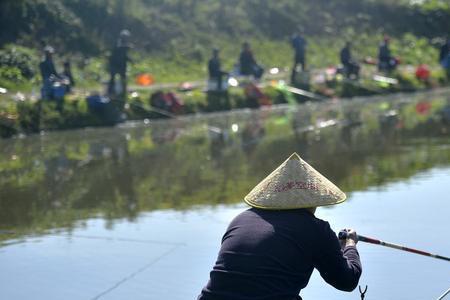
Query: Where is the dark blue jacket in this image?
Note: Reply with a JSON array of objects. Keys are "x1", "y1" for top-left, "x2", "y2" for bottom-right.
[
  {"x1": 39, "y1": 58, "x2": 58, "y2": 81},
  {"x1": 378, "y1": 43, "x2": 391, "y2": 63},
  {"x1": 239, "y1": 50, "x2": 257, "y2": 76},
  {"x1": 341, "y1": 47, "x2": 351, "y2": 66},
  {"x1": 292, "y1": 35, "x2": 307, "y2": 54},
  {"x1": 208, "y1": 57, "x2": 222, "y2": 79},
  {"x1": 198, "y1": 208, "x2": 362, "y2": 300}
]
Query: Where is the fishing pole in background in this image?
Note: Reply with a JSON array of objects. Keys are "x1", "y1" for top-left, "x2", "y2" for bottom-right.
[{"x1": 338, "y1": 231, "x2": 450, "y2": 262}]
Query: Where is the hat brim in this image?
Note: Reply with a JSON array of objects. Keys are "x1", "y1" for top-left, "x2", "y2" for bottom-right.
[{"x1": 243, "y1": 153, "x2": 347, "y2": 210}]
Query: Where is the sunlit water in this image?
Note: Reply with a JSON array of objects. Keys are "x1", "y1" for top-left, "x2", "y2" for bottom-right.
[{"x1": 1, "y1": 89, "x2": 450, "y2": 299}]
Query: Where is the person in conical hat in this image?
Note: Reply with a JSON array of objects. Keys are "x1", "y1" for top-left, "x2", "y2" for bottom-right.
[{"x1": 198, "y1": 153, "x2": 362, "y2": 300}]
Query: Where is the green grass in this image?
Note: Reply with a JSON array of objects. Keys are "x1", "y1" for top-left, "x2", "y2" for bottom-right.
[
  {"x1": 1, "y1": 32, "x2": 449, "y2": 138},
  {"x1": 0, "y1": 33, "x2": 445, "y2": 92}
]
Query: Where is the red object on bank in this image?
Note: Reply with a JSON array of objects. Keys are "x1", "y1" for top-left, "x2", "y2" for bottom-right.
[
  {"x1": 244, "y1": 83, "x2": 272, "y2": 106},
  {"x1": 415, "y1": 102, "x2": 431, "y2": 115},
  {"x1": 415, "y1": 64, "x2": 430, "y2": 81}
]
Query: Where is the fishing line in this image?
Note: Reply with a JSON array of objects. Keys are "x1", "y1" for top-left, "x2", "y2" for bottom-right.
[
  {"x1": 1, "y1": 231, "x2": 186, "y2": 247},
  {"x1": 90, "y1": 245, "x2": 182, "y2": 300},
  {"x1": 63, "y1": 234, "x2": 186, "y2": 247}
]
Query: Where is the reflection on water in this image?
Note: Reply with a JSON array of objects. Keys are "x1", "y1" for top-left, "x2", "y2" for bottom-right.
[
  {"x1": 0, "y1": 166, "x2": 449, "y2": 300},
  {"x1": 1, "y1": 89, "x2": 450, "y2": 241},
  {"x1": 1, "y1": 90, "x2": 450, "y2": 300}
]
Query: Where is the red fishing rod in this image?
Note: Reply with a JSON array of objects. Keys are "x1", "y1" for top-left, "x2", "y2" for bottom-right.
[{"x1": 339, "y1": 231, "x2": 450, "y2": 262}]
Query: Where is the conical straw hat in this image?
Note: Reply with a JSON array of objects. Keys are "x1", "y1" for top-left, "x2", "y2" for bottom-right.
[{"x1": 244, "y1": 153, "x2": 346, "y2": 210}]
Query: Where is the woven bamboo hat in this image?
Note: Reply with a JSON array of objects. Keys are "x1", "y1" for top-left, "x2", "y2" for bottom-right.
[{"x1": 244, "y1": 153, "x2": 346, "y2": 209}]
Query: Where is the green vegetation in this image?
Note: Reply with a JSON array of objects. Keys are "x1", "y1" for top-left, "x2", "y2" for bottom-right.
[
  {"x1": 1, "y1": 0, "x2": 450, "y2": 136},
  {"x1": 1, "y1": 0, "x2": 449, "y2": 85}
]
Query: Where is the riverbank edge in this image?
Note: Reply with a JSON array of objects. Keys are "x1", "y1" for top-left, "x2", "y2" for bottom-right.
[{"x1": 2, "y1": 86, "x2": 450, "y2": 141}]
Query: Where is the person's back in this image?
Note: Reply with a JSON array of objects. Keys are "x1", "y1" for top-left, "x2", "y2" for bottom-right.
[
  {"x1": 340, "y1": 46, "x2": 351, "y2": 66},
  {"x1": 239, "y1": 42, "x2": 257, "y2": 76},
  {"x1": 110, "y1": 45, "x2": 129, "y2": 74},
  {"x1": 292, "y1": 35, "x2": 306, "y2": 55},
  {"x1": 208, "y1": 48, "x2": 228, "y2": 91},
  {"x1": 340, "y1": 42, "x2": 360, "y2": 78},
  {"x1": 208, "y1": 56, "x2": 221, "y2": 79},
  {"x1": 240, "y1": 50, "x2": 255, "y2": 76},
  {"x1": 198, "y1": 208, "x2": 361, "y2": 300},
  {"x1": 378, "y1": 35, "x2": 391, "y2": 63},
  {"x1": 290, "y1": 32, "x2": 307, "y2": 79},
  {"x1": 378, "y1": 42, "x2": 390, "y2": 63},
  {"x1": 378, "y1": 37, "x2": 394, "y2": 72},
  {"x1": 107, "y1": 29, "x2": 131, "y2": 97},
  {"x1": 39, "y1": 48, "x2": 58, "y2": 82}
]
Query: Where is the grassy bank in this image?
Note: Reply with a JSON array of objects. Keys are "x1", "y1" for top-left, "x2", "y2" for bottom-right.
[
  {"x1": 0, "y1": 32, "x2": 446, "y2": 91},
  {"x1": 1, "y1": 61, "x2": 449, "y2": 140},
  {"x1": 1, "y1": 8, "x2": 449, "y2": 139}
]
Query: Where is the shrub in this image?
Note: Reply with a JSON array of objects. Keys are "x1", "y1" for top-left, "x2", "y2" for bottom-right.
[{"x1": 0, "y1": 45, "x2": 38, "y2": 80}]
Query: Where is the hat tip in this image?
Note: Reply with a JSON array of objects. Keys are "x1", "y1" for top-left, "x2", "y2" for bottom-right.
[{"x1": 288, "y1": 152, "x2": 301, "y2": 160}]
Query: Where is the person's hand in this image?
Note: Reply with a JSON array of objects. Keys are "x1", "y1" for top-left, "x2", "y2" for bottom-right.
[{"x1": 339, "y1": 228, "x2": 358, "y2": 248}]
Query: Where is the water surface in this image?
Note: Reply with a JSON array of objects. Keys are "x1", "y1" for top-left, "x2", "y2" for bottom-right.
[{"x1": 1, "y1": 89, "x2": 450, "y2": 299}]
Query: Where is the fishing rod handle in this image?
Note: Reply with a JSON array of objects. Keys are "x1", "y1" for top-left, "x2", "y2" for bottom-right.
[
  {"x1": 338, "y1": 230, "x2": 357, "y2": 240},
  {"x1": 338, "y1": 231, "x2": 348, "y2": 240},
  {"x1": 338, "y1": 230, "x2": 369, "y2": 242}
]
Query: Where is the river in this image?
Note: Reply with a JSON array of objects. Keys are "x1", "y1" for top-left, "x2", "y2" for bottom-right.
[{"x1": 1, "y1": 89, "x2": 450, "y2": 299}]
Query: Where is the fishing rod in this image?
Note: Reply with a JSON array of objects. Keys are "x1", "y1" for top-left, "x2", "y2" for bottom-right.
[
  {"x1": 284, "y1": 85, "x2": 326, "y2": 101},
  {"x1": 437, "y1": 287, "x2": 450, "y2": 300},
  {"x1": 339, "y1": 231, "x2": 450, "y2": 262},
  {"x1": 128, "y1": 101, "x2": 177, "y2": 119}
]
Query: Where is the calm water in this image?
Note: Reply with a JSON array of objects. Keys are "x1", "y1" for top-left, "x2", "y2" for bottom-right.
[{"x1": 1, "y1": 89, "x2": 450, "y2": 299}]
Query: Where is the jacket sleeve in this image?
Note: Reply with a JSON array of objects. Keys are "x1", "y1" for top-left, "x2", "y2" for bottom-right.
[{"x1": 312, "y1": 222, "x2": 362, "y2": 292}]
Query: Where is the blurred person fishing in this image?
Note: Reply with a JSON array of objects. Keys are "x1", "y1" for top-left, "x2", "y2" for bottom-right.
[
  {"x1": 63, "y1": 60, "x2": 75, "y2": 93},
  {"x1": 39, "y1": 46, "x2": 59, "y2": 99},
  {"x1": 378, "y1": 35, "x2": 398, "y2": 73},
  {"x1": 239, "y1": 42, "x2": 264, "y2": 80},
  {"x1": 39, "y1": 46, "x2": 71, "y2": 109},
  {"x1": 291, "y1": 29, "x2": 307, "y2": 82},
  {"x1": 208, "y1": 48, "x2": 228, "y2": 91},
  {"x1": 108, "y1": 29, "x2": 132, "y2": 98},
  {"x1": 198, "y1": 153, "x2": 362, "y2": 300},
  {"x1": 340, "y1": 41, "x2": 360, "y2": 79}
]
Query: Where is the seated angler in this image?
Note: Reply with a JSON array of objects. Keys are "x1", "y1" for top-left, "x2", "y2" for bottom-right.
[
  {"x1": 378, "y1": 35, "x2": 397, "y2": 72},
  {"x1": 340, "y1": 42, "x2": 360, "y2": 79},
  {"x1": 239, "y1": 42, "x2": 264, "y2": 80}
]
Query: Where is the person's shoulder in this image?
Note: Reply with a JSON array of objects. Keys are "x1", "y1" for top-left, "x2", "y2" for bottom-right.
[
  {"x1": 309, "y1": 214, "x2": 332, "y2": 230},
  {"x1": 227, "y1": 208, "x2": 259, "y2": 225},
  {"x1": 237, "y1": 208, "x2": 258, "y2": 218}
]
